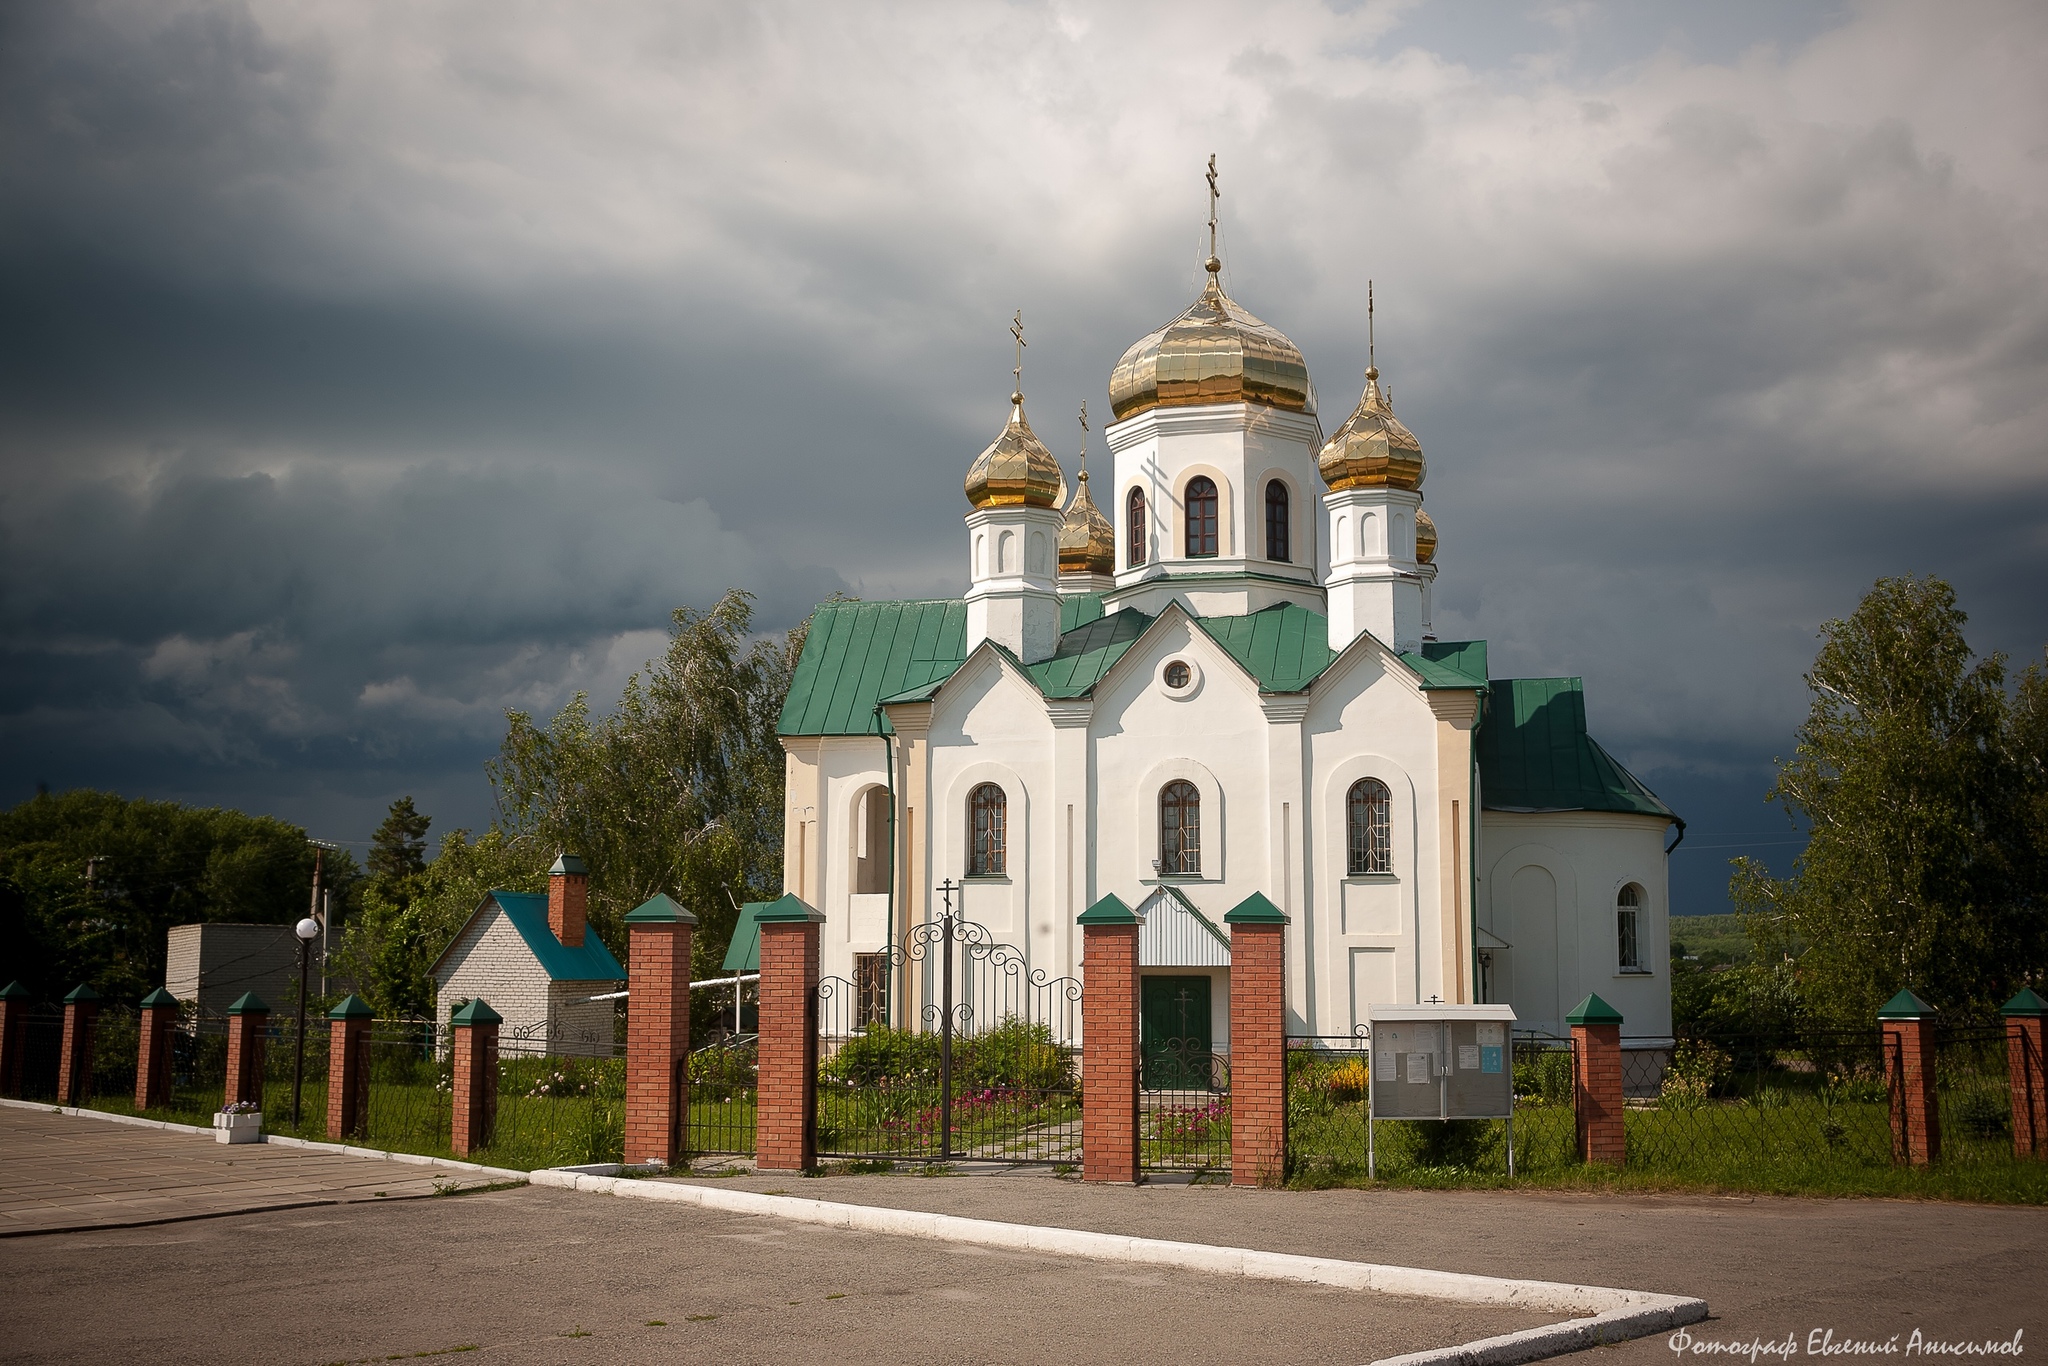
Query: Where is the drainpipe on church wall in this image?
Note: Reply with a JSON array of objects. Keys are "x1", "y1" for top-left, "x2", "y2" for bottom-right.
[{"x1": 876, "y1": 704, "x2": 897, "y2": 1030}]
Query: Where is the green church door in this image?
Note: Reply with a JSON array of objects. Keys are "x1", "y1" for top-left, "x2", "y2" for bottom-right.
[{"x1": 1141, "y1": 975, "x2": 1214, "y2": 1090}]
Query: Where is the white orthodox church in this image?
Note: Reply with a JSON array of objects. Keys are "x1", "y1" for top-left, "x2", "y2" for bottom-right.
[{"x1": 775, "y1": 213, "x2": 1681, "y2": 1060}]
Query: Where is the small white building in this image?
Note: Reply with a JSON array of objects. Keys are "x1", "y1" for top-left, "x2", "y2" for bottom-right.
[
  {"x1": 430, "y1": 855, "x2": 624, "y2": 1056},
  {"x1": 165, "y1": 922, "x2": 304, "y2": 1015},
  {"x1": 774, "y1": 226, "x2": 1682, "y2": 1064}
]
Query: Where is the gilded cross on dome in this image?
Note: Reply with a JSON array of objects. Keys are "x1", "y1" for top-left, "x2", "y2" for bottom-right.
[
  {"x1": 1010, "y1": 309, "x2": 1026, "y2": 401},
  {"x1": 1205, "y1": 154, "x2": 1221, "y2": 272}
]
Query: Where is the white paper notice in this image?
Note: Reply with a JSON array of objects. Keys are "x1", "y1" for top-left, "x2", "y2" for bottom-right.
[
  {"x1": 1458, "y1": 1044, "x2": 1481, "y2": 1071},
  {"x1": 1405, "y1": 1052, "x2": 1431, "y2": 1084},
  {"x1": 1475, "y1": 1023, "x2": 1505, "y2": 1047},
  {"x1": 1374, "y1": 1051, "x2": 1393, "y2": 1080}
]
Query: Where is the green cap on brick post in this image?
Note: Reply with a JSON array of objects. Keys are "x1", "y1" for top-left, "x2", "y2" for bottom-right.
[
  {"x1": 63, "y1": 983, "x2": 100, "y2": 1005},
  {"x1": 2000, "y1": 987, "x2": 2046, "y2": 1018},
  {"x1": 450, "y1": 998, "x2": 503, "y2": 1026},
  {"x1": 1223, "y1": 891, "x2": 1288, "y2": 925},
  {"x1": 226, "y1": 991, "x2": 270, "y2": 1016},
  {"x1": 1877, "y1": 988, "x2": 1936, "y2": 1020},
  {"x1": 0, "y1": 981, "x2": 29, "y2": 1000},
  {"x1": 139, "y1": 987, "x2": 179, "y2": 1009},
  {"x1": 624, "y1": 892, "x2": 699, "y2": 925},
  {"x1": 327, "y1": 993, "x2": 374, "y2": 1020},
  {"x1": 1076, "y1": 892, "x2": 1140, "y2": 926},
  {"x1": 751, "y1": 892, "x2": 825, "y2": 924},
  {"x1": 1565, "y1": 992, "x2": 1623, "y2": 1025}
]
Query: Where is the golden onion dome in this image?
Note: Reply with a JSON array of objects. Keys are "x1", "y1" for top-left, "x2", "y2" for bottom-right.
[
  {"x1": 1058, "y1": 470, "x2": 1115, "y2": 576},
  {"x1": 1318, "y1": 367, "x2": 1424, "y2": 491},
  {"x1": 1415, "y1": 507, "x2": 1437, "y2": 565},
  {"x1": 965, "y1": 393, "x2": 1065, "y2": 509},
  {"x1": 1107, "y1": 264, "x2": 1315, "y2": 422}
]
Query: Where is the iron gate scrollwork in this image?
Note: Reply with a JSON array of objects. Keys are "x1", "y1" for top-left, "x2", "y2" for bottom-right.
[{"x1": 816, "y1": 879, "x2": 1082, "y2": 1164}]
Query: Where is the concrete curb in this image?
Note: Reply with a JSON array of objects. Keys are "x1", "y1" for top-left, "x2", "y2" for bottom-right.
[
  {"x1": 530, "y1": 1165, "x2": 1706, "y2": 1365},
  {"x1": 1, "y1": 1098, "x2": 529, "y2": 1184}
]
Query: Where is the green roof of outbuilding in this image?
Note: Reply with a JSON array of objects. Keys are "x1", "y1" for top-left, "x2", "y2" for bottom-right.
[
  {"x1": 481, "y1": 893, "x2": 626, "y2": 982},
  {"x1": 1477, "y1": 677, "x2": 1679, "y2": 824},
  {"x1": 779, "y1": 599, "x2": 968, "y2": 735}
]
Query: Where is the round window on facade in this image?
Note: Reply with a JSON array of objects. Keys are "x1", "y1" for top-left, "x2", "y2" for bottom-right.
[{"x1": 1163, "y1": 660, "x2": 1193, "y2": 692}]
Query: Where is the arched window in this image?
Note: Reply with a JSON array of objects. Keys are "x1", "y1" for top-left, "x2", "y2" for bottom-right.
[
  {"x1": 1127, "y1": 487, "x2": 1147, "y2": 568},
  {"x1": 1265, "y1": 480, "x2": 1290, "y2": 563},
  {"x1": 1617, "y1": 884, "x2": 1644, "y2": 971},
  {"x1": 1346, "y1": 778, "x2": 1390, "y2": 875},
  {"x1": 1184, "y1": 477, "x2": 1218, "y2": 558},
  {"x1": 968, "y1": 783, "x2": 1007, "y2": 876},
  {"x1": 1159, "y1": 780, "x2": 1201, "y2": 876}
]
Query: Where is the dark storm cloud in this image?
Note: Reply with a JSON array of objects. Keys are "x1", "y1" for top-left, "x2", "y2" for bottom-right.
[{"x1": 1, "y1": 0, "x2": 2043, "y2": 901}]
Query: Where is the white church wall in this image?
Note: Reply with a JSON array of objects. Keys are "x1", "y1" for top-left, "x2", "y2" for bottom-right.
[
  {"x1": 1303, "y1": 646, "x2": 1449, "y2": 1036},
  {"x1": 1088, "y1": 614, "x2": 1275, "y2": 961},
  {"x1": 926, "y1": 653, "x2": 1059, "y2": 977},
  {"x1": 804, "y1": 737, "x2": 890, "y2": 990},
  {"x1": 1479, "y1": 812, "x2": 1674, "y2": 1042}
]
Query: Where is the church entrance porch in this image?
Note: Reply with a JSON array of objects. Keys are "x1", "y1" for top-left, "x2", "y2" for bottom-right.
[{"x1": 812, "y1": 883, "x2": 1083, "y2": 1166}]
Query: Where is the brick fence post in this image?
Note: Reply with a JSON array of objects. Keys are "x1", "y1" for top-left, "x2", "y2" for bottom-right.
[
  {"x1": 58, "y1": 984, "x2": 101, "y2": 1106},
  {"x1": 1567, "y1": 993, "x2": 1625, "y2": 1167},
  {"x1": 754, "y1": 894, "x2": 823, "y2": 1172},
  {"x1": 1879, "y1": 988, "x2": 1940, "y2": 1167},
  {"x1": 1225, "y1": 892, "x2": 1288, "y2": 1187},
  {"x1": 624, "y1": 893, "x2": 697, "y2": 1168},
  {"x1": 450, "y1": 998, "x2": 501, "y2": 1157},
  {"x1": 327, "y1": 994, "x2": 374, "y2": 1141},
  {"x1": 2004, "y1": 988, "x2": 2048, "y2": 1161},
  {"x1": 1, "y1": 980, "x2": 32, "y2": 1098},
  {"x1": 1079, "y1": 894, "x2": 1142, "y2": 1184},
  {"x1": 136, "y1": 988, "x2": 180, "y2": 1111},
  {"x1": 223, "y1": 992, "x2": 269, "y2": 1110}
]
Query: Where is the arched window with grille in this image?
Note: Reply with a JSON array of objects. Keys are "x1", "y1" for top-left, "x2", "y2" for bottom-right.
[
  {"x1": 1184, "y1": 477, "x2": 1218, "y2": 558},
  {"x1": 1127, "y1": 487, "x2": 1147, "y2": 568},
  {"x1": 1265, "y1": 480, "x2": 1290, "y2": 563},
  {"x1": 1159, "y1": 780, "x2": 1201, "y2": 875},
  {"x1": 968, "y1": 783, "x2": 1007, "y2": 876},
  {"x1": 1617, "y1": 884, "x2": 1645, "y2": 971},
  {"x1": 1346, "y1": 778, "x2": 1391, "y2": 875}
]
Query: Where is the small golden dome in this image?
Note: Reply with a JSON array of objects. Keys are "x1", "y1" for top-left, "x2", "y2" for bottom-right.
[
  {"x1": 1318, "y1": 368, "x2": 1424, "y2": 491},
  {"x1": 1107, "y1": 266, "x2": 1315, "y2": 422},
  {"x1": 965, "y1": 394, "x2": 1065, "y2": 509},
  {"x1": 1058, "y1": 471, "x2": 1115, "y2": 576},
  {"x1": 1415, "y1": 507, "x2": 1437, "y2": 565}
]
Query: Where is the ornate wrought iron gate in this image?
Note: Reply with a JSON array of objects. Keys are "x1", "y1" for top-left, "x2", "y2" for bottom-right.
[{"x1": 815, "y1": 879, "x2": 1082, "y2": 1163}]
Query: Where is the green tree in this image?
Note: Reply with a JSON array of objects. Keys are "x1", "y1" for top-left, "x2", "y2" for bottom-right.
[
  {"x1": 487, "y1": 588, "x2": 806, "y2": 985},
  {"x1": 367, "y1": 797, "x2": 431, "y2": 889},
  {"x1": 1731, "y1": 576, "x2": 2047, "y2": 1027},
  {"x1": 0, "y1": 790, "x2": 356, "y2": 1003}
]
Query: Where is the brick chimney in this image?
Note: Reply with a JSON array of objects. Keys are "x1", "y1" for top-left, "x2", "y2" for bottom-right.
[{"x1": 549, "y1": 853, "x2": 588, "y2": 947}]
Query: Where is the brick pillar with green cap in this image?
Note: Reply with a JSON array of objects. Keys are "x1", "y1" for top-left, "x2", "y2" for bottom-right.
[
  {"x1": 624, "y1": 893, "x2": 696, "y2": 1167},
  {"x1": 0, "y1": 981, "x2": 31, "y2": 1098},
  {"x1": 224, "y1": 992, "x2": 269, "y2": 1110},
  {"x1": 1079, "y1": 894, "x2": 1142, "y2": 1183},
  {"x1": 2001, "y1": 988, "x2": 2046, "y2": 1160},
  {"x1": 136, "y1": 988, "x2": 180, "y2": 1111},
  {"x1": 1567, "y1": 993, "x2": 1625, "y2": 1166},
  {"x1": 1879, "y1": 988, "x2": 1940, "y2": 1166},
  {"x1": 327, "y1": 994, "x2": 374, "y2": 1140},
  {"x1": 1225, "y1": 892, "x2": 1288, "y2": 1187},
  {"x1": 57, "y1": 984, "x2": 100, "y2": 1106},
  {"x1": 450, "y1": 997, "x2": 501, "y2": 1156},
  {"x1": 754, "y1": 894, "x2": 824, "y2": 1171}
]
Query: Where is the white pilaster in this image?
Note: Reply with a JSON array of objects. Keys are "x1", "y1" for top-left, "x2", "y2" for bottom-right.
[
  {"x1": 1321, "y1": 486, "x2": 1425, "y2": 654},
  {"x1": 965, "y1": 505, "x2": 1064, "y2": 663}
]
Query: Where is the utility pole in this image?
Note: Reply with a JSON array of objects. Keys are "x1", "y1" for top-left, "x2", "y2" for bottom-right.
[{"x1": 307, "y1": 838, "x2": 342, "y2": 1003}]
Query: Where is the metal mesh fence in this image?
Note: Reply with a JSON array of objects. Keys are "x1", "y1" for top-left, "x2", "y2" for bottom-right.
[{"x1": 485, "y1": 1036, "x2": 624, "y2": 1169}]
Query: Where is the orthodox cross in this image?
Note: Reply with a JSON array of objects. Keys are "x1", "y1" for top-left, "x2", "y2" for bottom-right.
[
  {"x1": 1077, "y1": 400, "x2": 1089, "y2": 475},
  {"x1": 1367, "y1": 279, "x2": 1378, "y2": 378},
  {"x1": 1010, "y1": 309, "x2": 1026, "y2": 398},
  {"x1": 1205, "y1": 154, "x2": 1220, "y2": 263}
]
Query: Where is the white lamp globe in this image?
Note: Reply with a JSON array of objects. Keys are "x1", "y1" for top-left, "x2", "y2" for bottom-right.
[{"x1": 295, "y1": 916, "x2": 321, "y2": 941}]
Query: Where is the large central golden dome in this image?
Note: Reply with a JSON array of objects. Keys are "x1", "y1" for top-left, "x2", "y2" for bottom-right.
[{"x1": 1107, "y1": 263, "x2": 1315, "y2": 422}]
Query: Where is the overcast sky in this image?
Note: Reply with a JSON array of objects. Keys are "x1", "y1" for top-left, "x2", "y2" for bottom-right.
[{"x1": 4, "y1": 0, "x2": 2044, "y2": 914}]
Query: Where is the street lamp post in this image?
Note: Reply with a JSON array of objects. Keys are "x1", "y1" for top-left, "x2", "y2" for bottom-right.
[{"x1": 291, "y1": 915, "x2": 320, "y2": 1127}]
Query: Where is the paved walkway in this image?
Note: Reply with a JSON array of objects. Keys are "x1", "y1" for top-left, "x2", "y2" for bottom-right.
[{"x1": 0, "y1": 1105, "x2": 505, "y2": 1235}]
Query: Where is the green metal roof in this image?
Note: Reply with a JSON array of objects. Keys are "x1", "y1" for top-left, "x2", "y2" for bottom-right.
[
  {"x1": 778, "y1": 599, "x2": 968, "y2": 736},
  {"x1": 1477, "y1": 677, "x2": 1679, "y2": 823},
  {"x1": 718, "y1": 897, "x2": 821, "y2": 972},
  {"x1": 780, "y1": 595, "x2": 1488, "y2": 735},
  {"x1": 483, "y1": 892, "x2": 626, "y2": 982}
]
